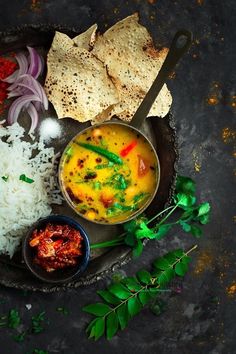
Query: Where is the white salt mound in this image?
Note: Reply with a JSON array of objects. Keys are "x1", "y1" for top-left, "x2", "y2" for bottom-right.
[
  {"x1": 39, "y1": 118, "x2": 62, "y2": 142},
  {"x1": 0, "y1": 123, "x2": 63, "y2": 257}
]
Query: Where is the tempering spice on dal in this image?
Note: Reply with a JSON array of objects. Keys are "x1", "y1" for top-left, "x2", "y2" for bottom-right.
[{"x1": 0, "y1": 56, "x2": 17, "y2": 115}]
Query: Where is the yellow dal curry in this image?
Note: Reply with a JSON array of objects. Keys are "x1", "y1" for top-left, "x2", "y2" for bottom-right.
[{"x1": 60, "y1": 124, "x2": 158, "y2": 223}]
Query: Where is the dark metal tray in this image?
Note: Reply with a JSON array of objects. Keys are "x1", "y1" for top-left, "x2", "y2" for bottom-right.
[{"x1": 0, "y1": 26, "x2": 178, "y2": 292}]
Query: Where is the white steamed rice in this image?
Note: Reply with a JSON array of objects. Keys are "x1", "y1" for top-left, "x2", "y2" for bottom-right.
[{"x1": 0, "y1": 123, "x2": 63, "y2": 257}]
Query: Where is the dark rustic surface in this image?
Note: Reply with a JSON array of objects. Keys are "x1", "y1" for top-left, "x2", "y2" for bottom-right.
[{"x1": 0, "y1": 0, "x2": 235, "y2": 353}]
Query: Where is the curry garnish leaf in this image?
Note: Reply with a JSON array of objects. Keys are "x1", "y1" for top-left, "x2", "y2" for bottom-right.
[
  {"x1": 83, "y1": 245, "x2": 197, "y2": 340},
  {"x1": 56, "y1": 307, "x2": 69, "y2": 315},
  {"x1": 8, "y1": 309, "x2": 21, "y2": 329},
  {"x1": 13, "y1": 331, "x2": 27, "y2": 342},
  {"x1": 19, "y1": 174, "x2": 34, "y2": 184},
  {"x1": 1, "y1": 175, "x2": 8, "y2": 182},
  {"x1": 31, "y1": 311, "x2": 46, "y2": 334}
]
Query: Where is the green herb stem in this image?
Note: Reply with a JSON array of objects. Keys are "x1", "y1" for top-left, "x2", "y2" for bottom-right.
[{"x1": 146, "y1": 205, "x2": 176, "y2": 225}]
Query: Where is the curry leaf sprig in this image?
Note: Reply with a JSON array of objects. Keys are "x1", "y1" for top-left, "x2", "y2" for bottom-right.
[
  {"x1": 83, "y1": 245, "x2": 197, "y2": 340},
  {"x1": 90, "y1": 176, "x2": 211, "y2": 257}
]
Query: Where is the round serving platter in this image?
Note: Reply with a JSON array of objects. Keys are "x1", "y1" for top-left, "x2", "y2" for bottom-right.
[{"x1": 0, "y1": 25, "x2": 178, "y2": 292}]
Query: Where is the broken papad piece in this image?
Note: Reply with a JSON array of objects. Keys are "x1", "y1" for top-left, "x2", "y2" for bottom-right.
[
  {"x1": 92, "y1": 13, "x2": 172, "y2": 123},
  {"x1": 73, "y1": 24, "x2": 98, "y2": 50},
  {"x1": 44, "y1": 31, "x2": 119, "y2": 122}
]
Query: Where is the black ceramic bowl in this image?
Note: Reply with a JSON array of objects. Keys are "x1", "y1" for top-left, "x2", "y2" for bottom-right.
[{"x1": 22, "y1": 215, "x2": 90, "y2": 283}]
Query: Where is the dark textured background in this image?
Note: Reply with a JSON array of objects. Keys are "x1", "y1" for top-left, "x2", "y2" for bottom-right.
[{"x1": 0, "y1": 0, "x2": 235, "y2": 353}]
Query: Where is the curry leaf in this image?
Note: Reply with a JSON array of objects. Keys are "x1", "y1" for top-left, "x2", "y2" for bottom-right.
[
  {"x1": 136, "y1": 270, "x2": 151, "y2": 284},
  {"x1": 94, "y1": 317, "x2": 105, "y2": 341},
  {"x1": 175, "y1": 262, "x2": 188, "y2": 277},
  {"x1": 97, "y1": 290, "x2": 120, "y2": 305},
  {"x1": 153, "y1": 257, "x2": 170, "y2": 271},
  {"x1": 138, "y1": 291, "x2": 152, "y2": 306},
  {"x1": 82, "y1": 303, "x2": 111, "y2": 316},
  {"x1": 127, "y1": 297, "x2": 142, "y2": 317},
  {"x1": 116, "y1": 303, "x2": 129, "y2": 330},
  {"x1": 83, "y1": 246, "x2": 197, "y2": 340},
  {"x1": 108, "y1": 284, "x2": 130, "y2": 300},
  {"x1": 122, "y1": 277, "x2": 142, "y2": 292},
  {"x1": 106, "y1": 312, "x2": 118, "y2": 340}
]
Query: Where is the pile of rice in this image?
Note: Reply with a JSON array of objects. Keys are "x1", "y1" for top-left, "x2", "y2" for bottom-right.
[{"x1": 0, "y1": 123, "x2": 63, "y2": 257}]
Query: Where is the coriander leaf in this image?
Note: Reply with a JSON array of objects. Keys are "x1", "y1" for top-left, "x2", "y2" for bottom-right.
[
  {"x1": 124, "y1": 233, "x2": 136, "y2": 246},
  {"x1": 106, "y1": 312, "x2": 118, "y2": 340},
  {"x1": 132, "y1": 239, "x2": 143, "y2": 258},
  {"x1": 155, "y1": 224, "x2": 172, "y2": 239},
  {"x1": 136, "y1": 270, "x2": 151, "y2": 284},
  {"x1": 179, "y1": 221, "x2": 191, "y2": 232},
  {"x1": 92, "y1": 181, "x2": 102, "y2": 190},
  {"x1": 1, "y1": 176, "x2": 8, "y2": 182},
  {"x1": 116, "y1": 303, "x2": 128, "y2": 330},
  {"x1": 197, "y1": 202, "x2": 211, "y2": 217},
  {"x1": 127, "y1": 296, "x2": 142, "y2": 317},
  {"x1": 176, "y1": 193, "x2": 196, "y2": 208},
  {"x1": 19, "y1": 174, "x2": 34, "y2": 184},
  {"x1": 199, "y1": 213, "x2": 210, "y2": 224},
  {"x1": 97, "y1": 290, "x2": 120, "y2": 305},
  {"x1": 108, "y1": 283, "x2": 130, "y2": 300},
  {"x1": 94, "y1": 317, "x2": 105, "y2": 341},
  {"x1": 176, "y1": 176, "x2": 196, "y2": 195},
  {"x1": 82, "y1": 303, "x2": 111, "y2": 316},
  {"x1": 175, "y1": 262, "x2": 188, "y2": 276},
  {"x1": 190, "y1": 225, "x2": 203, "y2": 238},
  {"x1": 135, "y1": 222, "x2": 156, "y2": 239}
]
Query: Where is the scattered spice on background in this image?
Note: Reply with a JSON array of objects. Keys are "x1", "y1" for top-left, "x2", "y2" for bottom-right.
[
  {"x1": 194, "y1": 251, "x2": 214, "y2": 275},
  {"x1": 192, "y1": 150, "x2": 202, "y2": 173},
  {"x1": 30, "y1": 0, "x2": 42, "y2": 12},
  {"x1": 222, "y1": 127, "x2": 236, "y2": 144},
  {"x1": 230, "y1": 94, "x2": 236, "y2": 109},
  {"x1": 206, "y1": 95, "x2": 219, "y2": 106},
  {"x1": 206, "y1": 82, "x2": 221, "y2": 106},
  {"x1": 226, "y1": 283, "x2": 236, "y2": 297}
]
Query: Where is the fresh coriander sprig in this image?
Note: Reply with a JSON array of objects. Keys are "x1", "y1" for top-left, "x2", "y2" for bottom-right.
[
  {"x1": 90, "y1": 176, "x2": 211, "y2": 258},
  {"x1": 83, "y1": 245, "x2": 197, "y2": 340}
]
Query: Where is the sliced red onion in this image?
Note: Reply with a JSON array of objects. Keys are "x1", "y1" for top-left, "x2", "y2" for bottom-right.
[
  {"x1": 16, "y1": 53, "x2": 28, "y2": 77},
  {"x1": 27, "y1": 103, "x2": 39, "y2": 133},
  {"x1": 7, "y1": 94, "x2": 41, "y2": 125},
  {"x1": 3, "y1": 47, "x2": 48, "y2": 133},
  {"x1": 2, "y1": 69, "x2": 19, "y2": 83},
  {"x1": 19, "y1": 74, "x2": 48, "y2": 110},
  {"x1": 27, "y1": 46, "x2": 43, "y2": 79}
]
